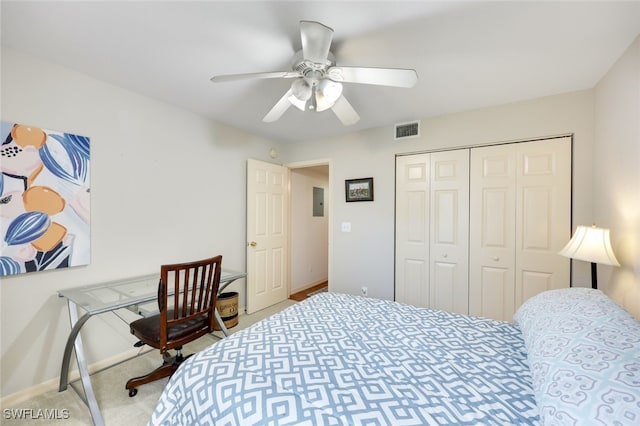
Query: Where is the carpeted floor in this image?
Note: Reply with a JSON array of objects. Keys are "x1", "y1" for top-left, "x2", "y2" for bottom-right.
[{"x1": 1, "y1": 299, "x2": 296, "y2": 426}]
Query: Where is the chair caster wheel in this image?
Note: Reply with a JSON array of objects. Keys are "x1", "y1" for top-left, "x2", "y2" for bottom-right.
[{"x1": 129, "y1": 388, "x2": 138, "y2": 397}]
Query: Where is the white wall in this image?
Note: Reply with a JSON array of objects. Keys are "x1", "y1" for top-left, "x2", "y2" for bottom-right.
[
  {"x1": 594, "y1": 35, "x2": 640, "y2": 317},
  {"x1": 283, "y1": 90, "x2": 597, "y2": 301},
  {"x1": 0, "y1": 48, "x2": 280, "y2": 399},
  {"x1": 290, "y1": 168, "x2": 329, "y2": 293}
]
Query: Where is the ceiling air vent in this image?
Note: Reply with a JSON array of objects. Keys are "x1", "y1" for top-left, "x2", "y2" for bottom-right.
[{"x1": 394, "y1": 121, "x2": 420, "y2": 140}]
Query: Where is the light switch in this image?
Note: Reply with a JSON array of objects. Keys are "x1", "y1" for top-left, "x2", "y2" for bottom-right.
[{"x1": 341, "y1": 222, "x2": 351, "y2": 232}]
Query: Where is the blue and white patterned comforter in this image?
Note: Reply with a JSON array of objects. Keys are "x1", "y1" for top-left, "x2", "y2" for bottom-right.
[{"x1": 150, "y1": 293, "x2": 539, "y2": 425}]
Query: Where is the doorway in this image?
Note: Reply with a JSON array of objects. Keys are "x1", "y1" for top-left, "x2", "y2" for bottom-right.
[{"x1": 288, "y1": 162, "x2": 330, "y2": 299}]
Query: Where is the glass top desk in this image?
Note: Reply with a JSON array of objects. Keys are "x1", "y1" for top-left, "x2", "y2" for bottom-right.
[{"x1": 57, "y1": 269, "x2": 246, "y2": 426}]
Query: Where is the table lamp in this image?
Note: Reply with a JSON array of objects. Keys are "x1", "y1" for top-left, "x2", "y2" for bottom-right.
[{"x1": 559, "y1": 224, "x2": 620, "y2": 289}]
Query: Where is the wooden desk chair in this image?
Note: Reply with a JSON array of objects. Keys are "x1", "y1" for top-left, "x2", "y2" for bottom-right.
[{"x1": 125, "y1": 255, "x2": 222, "y2": 397}]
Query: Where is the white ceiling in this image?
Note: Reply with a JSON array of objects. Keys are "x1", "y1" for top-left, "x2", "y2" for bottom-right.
[{"x1": 2, "y1": 1, "x2": 639, "y2": 144}]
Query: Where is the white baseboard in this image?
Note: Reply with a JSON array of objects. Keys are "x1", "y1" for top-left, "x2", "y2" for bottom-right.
[
  {"x1": 0, "y1": 309, "x2": 254, "y2": 408},
  {"x1": 0, "y1": 346, "x2": 152, "y2": 408},
  {"x1": 1, "y1": 377, "x2": 61, "y2": 408}
]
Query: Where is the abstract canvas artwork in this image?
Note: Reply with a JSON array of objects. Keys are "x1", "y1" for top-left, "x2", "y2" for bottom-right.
[{"x1": 0, "y1": 122, "x2": 90, "y2": 276}]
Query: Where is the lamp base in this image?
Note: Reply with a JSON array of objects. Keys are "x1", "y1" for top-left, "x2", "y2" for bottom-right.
[{"x1": 591, "y1": 262, "x2": 597, "y2": 290}]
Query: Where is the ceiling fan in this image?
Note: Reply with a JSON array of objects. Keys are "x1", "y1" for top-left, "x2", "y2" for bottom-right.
[{"x1": 210, "y1": 20, "x2": 418, "y2": 126}]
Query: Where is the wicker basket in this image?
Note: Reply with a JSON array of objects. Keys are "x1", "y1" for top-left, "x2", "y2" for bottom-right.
[{"x1": 214, "y1": 292, "x2": 238, "y2": 330}]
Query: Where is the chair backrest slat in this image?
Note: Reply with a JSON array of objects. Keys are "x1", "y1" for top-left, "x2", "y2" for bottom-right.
[
  {"x1": 190, "y1": 266, "x2": 201, "y2": 314},
  {"x1": 173, "y1": 270, "x2": 180, "y2": 320},
  {"x1": 201, "y1": 264, "x2": 213, "y2": 310},
  {"x1": 180, "y1": 267, "x2": 192, "y2": 317}
]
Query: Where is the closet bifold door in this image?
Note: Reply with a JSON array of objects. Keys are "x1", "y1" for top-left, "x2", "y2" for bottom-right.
[
  {"x1": 514, "y1": 138, "x2": 571, "y2": 308},
  {"x1": 395, "y1": 153, "x2": 431, "y2": 307},
  {"x1": 395, "y1": 150, "x2": 470, "y2": 314},
  {"x1": 468, "y1": 145, "x2": 517, "y2": 320},
  {"x1": 469, "y1": 137, "x2": 572, "y2": 321},
  {"x1": 429, "y1": 150, "x2": 469, "y2": 315}
]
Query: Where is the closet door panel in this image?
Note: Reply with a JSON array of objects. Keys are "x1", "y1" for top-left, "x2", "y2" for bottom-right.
[
  {"x1": 515, "y1": 138, "x2": 571, "y2": 306},
  {"x1": 520, "y1": 270, "x2": 553, "y2": 302},
  {"x1": 482, "y1": 188, "x2": 512, "y2": 248},
  {"x1": 395, "y1": 154, "x2": 430, "y2": 307},
  {"x1": 469, "y1": 146, "x2": 516, "y2": 319},
  {"x1": 401, "y1": 259, "x2": 428, "y2": 307},
  {"x1": 432, "y1": 261, "x2": 456, "y2": 313},
  {"x1": 430, "y1": 150, "x2": 469, "y2": 314},
  {"x1": 479, "y1": 266, "x2": 514, "y2": 321},
  {"x1": 521, "y1": 187, "x2": 552, "y2": 249}
]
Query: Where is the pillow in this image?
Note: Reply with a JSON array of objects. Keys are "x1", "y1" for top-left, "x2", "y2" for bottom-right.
[{"x1": 514, "y1": 288, "x2": 640, "y2": 425}]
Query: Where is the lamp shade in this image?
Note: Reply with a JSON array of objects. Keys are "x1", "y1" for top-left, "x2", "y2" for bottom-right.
[{"x1": 559, "y1": 225, "x2": 620, "y2": 266}]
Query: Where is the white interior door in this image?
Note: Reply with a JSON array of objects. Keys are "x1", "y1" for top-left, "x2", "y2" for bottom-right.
[
  {"x1": 469, "y1": 137, "x2": 571, "y2": 320},
  {"x1": 515, "y1": 137, "x2": 571, "y2": 306},
  {"x1": 429, "y1": 150, "x2": 470, "y2": 314},
  {"x1": 395, "y1": 150, "x2": 469, "y2": 313},
  {"x1": 395, "y1": 154, "x2": 430, "y2": 307},
  {"x1": 246, "y1": 159, "x2": 289, "y2": 314},
  {"x1": 469, "y1": 145, "x2": 517, "y2": 320}
]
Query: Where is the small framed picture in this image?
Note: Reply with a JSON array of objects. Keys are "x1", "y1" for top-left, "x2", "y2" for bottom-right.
[{"x1": 345, "y1": 177, "x2": 374, "y2": 202}]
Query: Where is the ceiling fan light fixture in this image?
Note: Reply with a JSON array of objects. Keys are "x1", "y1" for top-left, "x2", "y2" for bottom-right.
[
  {"x1": 289, "y1": 79, "x2": 312, "y2": 111},
  {"x1": 316, "y1": 79, "x2": 343, "y2": 112},
  {"x1": 287, "y1": 93, "x2": 307, "y2": 111},
  {"x1": 291, "y1": 79, "x2": 312, "y2": 101}
]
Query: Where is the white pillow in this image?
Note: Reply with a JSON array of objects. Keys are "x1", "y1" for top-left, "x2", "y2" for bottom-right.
[{"x1": 514, "y1": 288, "x2": 640, "y2": 425}]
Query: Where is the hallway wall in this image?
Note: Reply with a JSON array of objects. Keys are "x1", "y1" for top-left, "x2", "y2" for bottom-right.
[{"x1": 290, "y1": 167, "x2": 329, "y2": 293}]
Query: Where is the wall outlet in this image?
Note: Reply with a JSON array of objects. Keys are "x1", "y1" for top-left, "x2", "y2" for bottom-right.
[{"x1": 361, "y1": 286, "x2": 368, "y2": 296}]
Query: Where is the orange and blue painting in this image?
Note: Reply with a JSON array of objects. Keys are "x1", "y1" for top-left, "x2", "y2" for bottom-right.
[{"x1": 0, "y1": 122, "x2": 90, "y2": 276}]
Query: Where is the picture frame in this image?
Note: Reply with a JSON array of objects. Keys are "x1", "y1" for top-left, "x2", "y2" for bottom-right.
[{"x1": 345, "y1": 177, "x2": 374, "y2": 202}]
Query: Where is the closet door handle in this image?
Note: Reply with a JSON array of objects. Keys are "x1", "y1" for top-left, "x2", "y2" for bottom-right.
[{"x1": 493, "y1": 256, "x2": 500, "y2": 261}]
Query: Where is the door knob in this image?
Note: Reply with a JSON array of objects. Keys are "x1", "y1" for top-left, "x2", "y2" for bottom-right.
[
  {"x1": 248, "y1": 241, "x2": 257, "y2": 247},
  {"x1": 493, "y1": 256, "x2": 500, "y2": 261}
]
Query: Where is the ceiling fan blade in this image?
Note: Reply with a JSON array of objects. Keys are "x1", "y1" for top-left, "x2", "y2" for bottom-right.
[
  {"x1": 211, "y1": 71, "x2": 300, "y2": 83},
  {"x1": 263, "y1": 89, "x2": 294, "y2": 122},
  {"x1": 327, "y1": 66, "x2": 418, "y2": 88},
  {"x1": 331, "y1": 95, "x2": 360, "y2": 126},
  {"x1": 300, "y1": 21, "x2": 333, "y2": 64}
]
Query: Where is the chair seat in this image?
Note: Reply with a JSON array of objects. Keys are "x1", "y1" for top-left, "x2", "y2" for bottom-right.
[{"x1": 130, "y1": 310, "x2": 209, "y2": 346}]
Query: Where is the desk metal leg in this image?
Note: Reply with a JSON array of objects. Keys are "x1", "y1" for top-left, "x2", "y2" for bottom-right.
[
  {"x1": 61, "y1": 300, "x2": 105, "y2": 426},
  {"x1": 214, "y1": 308, "x2": 230, "y2": 337},
  {"x1": 59, "y1": 310, "x2": 91, "y2": 391}
]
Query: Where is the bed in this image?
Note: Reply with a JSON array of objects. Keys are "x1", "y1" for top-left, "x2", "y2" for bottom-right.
[{"x1": 149, "y1": 289, "x2": 640, "y2": 425}]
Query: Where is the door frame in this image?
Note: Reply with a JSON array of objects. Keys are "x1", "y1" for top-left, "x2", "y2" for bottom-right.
[{"x1": 286, "y1": 159, "x2": 333, "y2": 295}]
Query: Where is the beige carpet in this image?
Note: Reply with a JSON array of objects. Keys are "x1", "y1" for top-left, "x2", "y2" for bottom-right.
[{"x1": 2, "y1": 299, "x2": 296, "y2": 426}]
